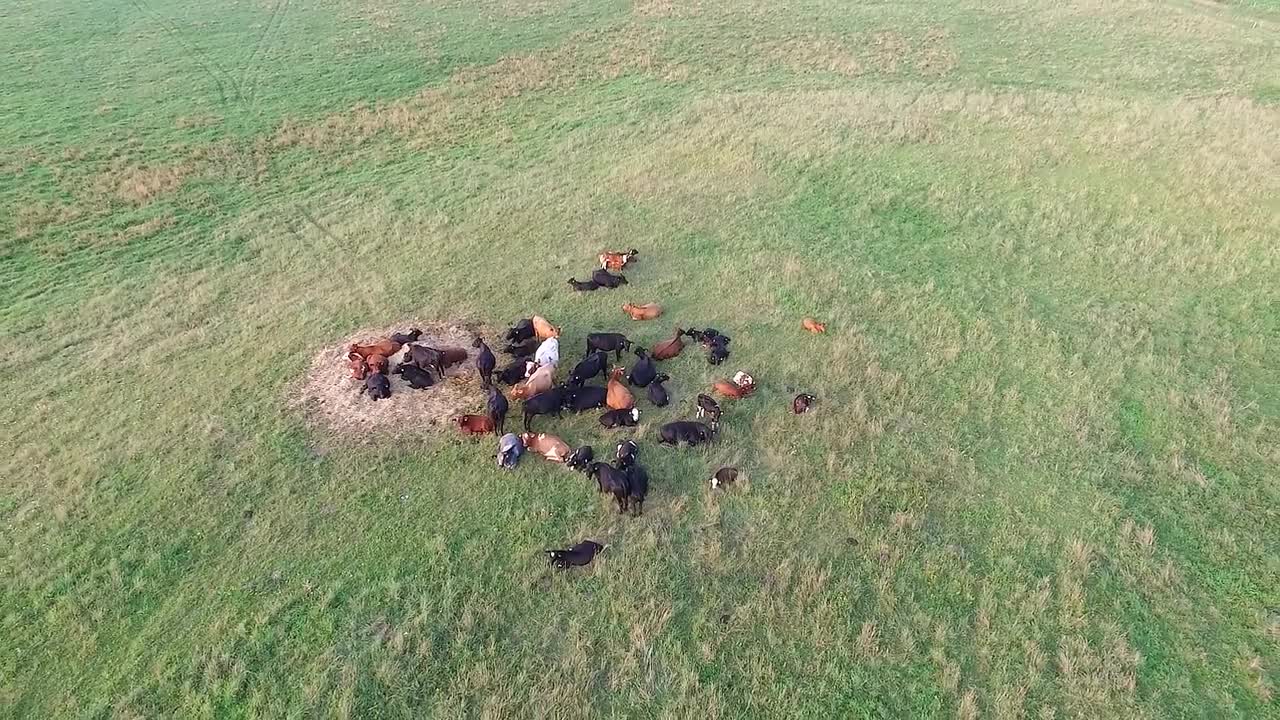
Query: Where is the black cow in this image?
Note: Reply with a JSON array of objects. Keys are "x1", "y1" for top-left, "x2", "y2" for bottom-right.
[
  {"x1": 503, "y1": 338, "x2": 539, "y2": 358},
  {"x1": 564, "y1": 385, "x2": 608, "y2": 413},
  {"x1": 599, "y1": 407, "x2": 640, "y2": 429},
  {"x1": 568, "y1": 350, "x2": 608, "y2": 386},
  {"x1": 393, "y1": 363, "x2": 435, "y2": 389},
  {"x1": 614, "y1": 439, "x2": 639, "y2": 469},
  {"x1": 591, "y1": 268, "x2": 628, "y2": 288},
  {"x1": 647, "y1": 374, "x2": 670, "y2": 407},
  {"x1": 624, "y1": 464, "x2": 649, "y2": 516},
  {"x1": 629, "y1": 348, "x2": 657, "y2": 387},
  {"x1": 568, "y1": 278, "x2": 599, "y2": 291},
  {"x1": 566, "y1": 445, "x2": 595, "y2": 473},
  {"x1": 658, "y1": 420, "x2": 716, "y2": 446},
  {"x1": 487, "y1": 386, "x2": 509, "y2": 436},
  {"x1": 521, "y1": 387, "x2": 565, "y2": 431},
  {"x1": 389, "y1": 328, "x2": 422, "y2": 345},
  {"x1": 589, "y1": 463, "x2": 631, "y2": 513},
  {"x1": 497, "y1": 359, "x2": 533, "y2": 385},
  {"x1": 696, "y1": 394, "x2": 722, "y2": 422},
  {"x1": 505, "y1": 318, "x2": 535, "y2": 343},
  {"x1": 474, "y1": 337, "x2": 496, "y2": 387},
  {"x1": 586, "y1": 333, "x2": 632, "y2": 360},
  {"x1": 363, "y1": 372, "x2": 391, "y2": 401},
  {"x1": 545, "y1": 540, "x2": 605, "y2": 569}
]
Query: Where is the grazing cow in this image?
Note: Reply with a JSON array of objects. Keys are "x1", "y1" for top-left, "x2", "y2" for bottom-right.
[
  {"x1": 802, "y1": 318, "x2": 827, "y2": 334},
  {"x1": 363, "y1": 372, "x2": 391, "y2": 400},
  {"x1": 566, "y1": 445, "x2": 595, "y2": 472},
  {"x1": 600, "y1": 407, "x2": 640, "y2": 429},
  {"x1": 497, "y1": 433, "x2": 524, "y2": 469},
  {"x1": 710, "y1": 466, "x2": 739, "y2": 489},
  {"x1": 651, "y1": 328, "x2": 686, "y2": 360},
  {"x1": 792, "y1": 393, "x2": 817, "y2": 414},
  {"x1": 614, "y1": 439, "x2": 639, "y2": 469},
  {"x1": 591, "y1": 268, "x2": 628, "y2": 288},
  {"x1": 474, "y1": 337, "x2": 496, "y2": 387},
  {"x1": 532, "y1": 316, "x2": 560, "y2": 340},
  {"x1": 511, "y1": 364, "x2": 554, "y2": 400},
  {"x1": 696, "y1": 394, "x2": 722, "y2": 422},
  {"x1": 390, "y1": 329, "x2": 422, "y2": 345},
  {"x1": 455, "y1": 414, "x2": 494, "y2": 435},
  {"x1": 647, "y1": 373, "x2": 670, "y2": 407},
  {"x1": 564, "y1": 385, "x2": 608, "y2": 413},
  {"x1": 348, "y1": 338, "x2": 403, "y2": 361},
  {"x1": 497, "y1": 359, "x2": 535, "y2": 385},
  {"x1": 598, "y1": 248, "x2": 639, "y2": 271},
  {"x1": 487, "y1": 386, "x2": 509, "y2": 436},
  {"x1": 534, "y1": 337, "x2": 560, "y2": 369},
  {"x1": 505, "y1": 318, "x2": 535, "y2": 343},
  {"x1": 658, "y1": 420, "x2": 717, "y2": 446},
  {"x1": 628, "y1": 349, "x2": 657, "y2": 387},
  {"x1": 546, "y1": 540, "x2": 605, "y2": 569},
  {"x1": 606, "y1": 368, "x2": 635, "y2": 410},
  {"x1": 622, "y1": 303, "x2": 662, "y2": 321},
  {"x1": 393, "y1": 362, "x2": 435, "y2": 389},
  {"x1": 624, "y1": 464, "x2": 649, "y2": 516},
  {"x1": 519, "y1": 432, "x2": 572, "y2": 462},
  {"x1": 586, "y1": 333, "x2": 632, "y2": 360},
  {"x1": 521, "y1": 387, "x2": 565, "y2": 431},
  {"x1": 588, "y1": 463, "x2": 631, "y2": 513},
  {"x1": 503, "y1": 338, "x2": 539, "y2": 358},
  {"x1": 568, "y1": 278, "x2": 599, "y2": 291},
  {"x1": 568, "y1": 350, "x2": 608, "y2": 386}
]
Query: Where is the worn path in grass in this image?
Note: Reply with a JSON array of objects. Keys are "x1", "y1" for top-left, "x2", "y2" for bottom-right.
[{"x1": 2, "y1": 0, "x2": 1279, "y2": 717}]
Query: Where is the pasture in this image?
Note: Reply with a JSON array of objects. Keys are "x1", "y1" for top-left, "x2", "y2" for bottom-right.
[{"x1": 2, "y1": 0, "x2": 1279, "y2": 717}]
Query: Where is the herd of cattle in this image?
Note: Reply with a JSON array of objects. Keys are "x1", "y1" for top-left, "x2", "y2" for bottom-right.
[{"x1": 342, "y1": 248, "x2": 826, "y2": 569}]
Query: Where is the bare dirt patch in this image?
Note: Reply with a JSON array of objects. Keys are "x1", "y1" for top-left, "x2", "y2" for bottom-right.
[{"x1": 293, "y1": 321, "x2": 491, "y2": 443}]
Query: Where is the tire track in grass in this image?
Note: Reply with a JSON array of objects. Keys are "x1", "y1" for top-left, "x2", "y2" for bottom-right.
[{"x1": 127, "y1": 0, "x2": 245, "y2": 106}]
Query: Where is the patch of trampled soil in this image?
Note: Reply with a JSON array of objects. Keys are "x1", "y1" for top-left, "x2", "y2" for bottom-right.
[{"x1": 293, "y1": 320, "x2": 491, "y2": 443}]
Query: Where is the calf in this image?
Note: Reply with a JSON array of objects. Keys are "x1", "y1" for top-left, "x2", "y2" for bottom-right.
[
  {"x1": 628, "y1": 349, "x2": 657, "y2": 387},
  {"x1": 710, "y1": 466, "x2": 739, "y2": 489},
  {"x1": 586, "y1": 333, "x2": 632, "y2": 360},
  {"x1": 546, "y1": 540, "x2": 605, "y2": 569},
  {"x1": 647, "y1": 374, "x2": 670, "y2": 407},
  {"x1": 455, "y1": 414, "x2": 494, "y2": 435},
  {"x1": 708, "y1": 339, "x2": 730, "y2": 365},
  {"x1": 696, "y1": 394, "x2": 722, "y2": 422},
  {"x1": 393, "y1": 363, "x2": 435, "y2": 389},
  {"x1": 599, "y1": 407, "x2": 640, "y2": 429},
  {"x1": 534, "y1": 337, "x2": 559, "y2": 369},
  {"x1": 567, "y1": 350, "x2": 608, "y2": 386},
  {"x1": 496, "y1": 433, "x2": 524, "y2": 469},
  {"x1": 389, "y1": 329, "x2": 422, "y2": 345},
  {"x1": 521, "y1": 387, "x2": 565, "y2": 431},
  {"x1": 519, "y1": 432, "x2": 572, "y2": 462},
  {"x1": 658, "y1": 420, "x2": 717, "y2": 446},
  {"x1": 598, "y1": 248, "x2": 639, "y2": 271},
  {"x1": 622, "y1": 303, "x2": 662, "y2": 321},
  {"x1": 564, "y1": 385, "x2": 608, "y2": 413},
  {"x1": 565, "y1": 445, "x2": 595, "y2": 472},
  {"x1": 568, "y1": 278, "x2": 599, "y2": 291},
  {"x1": 511, "y1": 364, "x2": 554, "y2": 400},
  {"x1": 592, "y1": 268, "x2": 628, "y2": 288},
  {"x1": 614, "y1": 439, "x2": 639, "y2": 469},
  {"x1": 685, "y1": 328, "x2": 730, "y2": 347},
  {"x1": 487, "y1": 386, "x2": 509, "y2": 436},
  {"x1": 802, "y1": 318, "x2": 827, "y2": 334},
  {"x1": 505, "y1": 318, "x2": 534, "y2": 343},
  {"x1": 624, "y1": 464, "x2": 649, "y2": 516},
  {"x1": 792, "y1": 393, "x2": 817, "y2": 414},
  {"x1": 363, "y1": 372, "x2": 391, "y2": 400},
  {"x1": 589, "y1": 463, "x2": 631, "y2": 513},
  {"x1": 474, "y1": 337, "x2": 496, "y2": 387},
  {"x1": 347, "y1": 352, "x2": 371, "y2": 380}
]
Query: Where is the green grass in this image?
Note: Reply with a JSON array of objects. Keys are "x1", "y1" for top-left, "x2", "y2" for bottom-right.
[{"x1": 3, "y1": 0, "x2": 1279, "y2": 717}]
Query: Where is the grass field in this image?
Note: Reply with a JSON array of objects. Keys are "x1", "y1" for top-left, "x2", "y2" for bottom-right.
[{"x1": 3, "y1": 0, "x2": 1280, "y2": 716}]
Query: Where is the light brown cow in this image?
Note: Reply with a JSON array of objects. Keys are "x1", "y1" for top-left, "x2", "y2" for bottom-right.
[
  {"x1": 511, "y1": 364, "x2": 554, "y2": 400},
  {"x1": 519, "y1": 432, "x2": 572, "y2": 462},
  {"x1": 606, "y1": 367, "x2": 635, "y2": 410},
  {"x1": 622, "y1": 303, "x2": 663, "y2": 321}
]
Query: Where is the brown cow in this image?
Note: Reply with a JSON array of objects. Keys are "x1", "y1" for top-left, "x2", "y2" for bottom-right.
[
  {"x1": 348, "y1": 338, "x2": 402, "y2": 360},
  {"x1": 532, "y1": 315, "x2": 560, "y2": 340},
  {"x1": 455, "y1": 415, "x2": 495, "y2": 435},
  {"x1": 511, "y1": 364, "x2": 554, "y2": 400},
  {"x1": 651, "y1": 327, "x2": 685, "y2": 360},
  {"x1": 802, "y1": 318, "x2": 827, "y2": 334},
  {"x1": 622, "y1": 303, "x2": 663, "y2": 321},
  {"x1": 606, "y1": 367, "x2": 635, "y2": 410},
  {"x1": 519, "y1": 432, "x2": 573, "y2": 462},
  {"x1": 598, "y1": 248, "x2": 639, "y2": 271},
  {"x1": 347, "y1": 352, "x2": 388, "y2": 379},
  {"x1": 713, "y1": 372, "x2": 756, "y2": 399}
]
